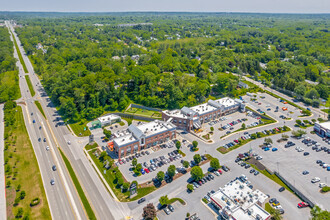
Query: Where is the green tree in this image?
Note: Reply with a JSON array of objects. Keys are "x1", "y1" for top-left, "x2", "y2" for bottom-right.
[
  {"x1": 176, "y1": 141, "x2": 181, "y2": 150},
  {"x1": 167, "y1": 165, "x2": 176, "y2": 177},
  {"x1": 210, "y1": 127, "x2": 214, "y2": 132},
  {"x1": 20, "y1": 191, "x2": 26, "y2": 200},
  {"x1": 192, "y1": 141, "x2": 198, "y2": 149},
  {"x1": 210, "y1": 158, "x2": 220, "y2": 170},
  {"x1": 16, "y1": 208, "x2": 23, "y2": 218},
  {"x1": 296, "y1": 119, "x2": 302, "y2": 125},
  {"x1": 159, "y1": 195, "x2": 169, "y2": 206},
  {"x1": 136, "y1": 163, "x2": 142, "y2": 172},
  {"x1": 250, "y1": 133, "x2": 257, "y2": 139},
  {"x1": 132, "y1": 158, "x2": 137, "y2": 167},
  {"x1": 264, "y1": 138, "x2": 273, "y2": 145},
  {"x1": 122, "y1": 182, "x2": 130, "y2": 191},
  {"x1": 190, "y1": 166, "x2": 203, "y2": 181},
  {"x1": 193, "y1": 154, "x2": 202, "y2": 165},
  {"x1": 269, "y1": 206, "x2": 283, "y2": 220},
  {"x1": 99, "y1": 151, "x2": 107, "y2": 161},
  {"x1": 241, "y1": 123, "x2": 246, "y2": 129},
  {"x1": 16, "y1": 184, "x2": 21, "y2": 192},
  {"x1": 183, "y1": 160, "x2": 189, "y2": 168},
  {"x1": 157, "y1": 171, "x2": 165, "y2": 181},
  {"x1": 103, "y1": 129, "x2": 112, "y2": 139},
  {"x1": 187, "y1": 184, "x2": 194, "y2": 191},
  {"x1": 117, "y1": 177, "x2": 124, "y2": 186},
  {"x1": 310, "y1": 206, "x2": 330, "y2": 220},
  {"x1": 292, "y1": 129, "x2": 306, "y2": 137}
]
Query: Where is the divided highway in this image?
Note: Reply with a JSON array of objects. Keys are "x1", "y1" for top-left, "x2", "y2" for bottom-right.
[
  {"x1": 6, "y1": 21, "x2": 130, "y2": 220},
  {"x1": 6, "y1": 21, "x2": 87, "y2": 220}
]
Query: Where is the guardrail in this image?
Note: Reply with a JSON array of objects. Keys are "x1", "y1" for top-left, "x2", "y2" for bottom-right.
[{"x1": 274, "y1": 171, "x2": 315, "y2": 208}]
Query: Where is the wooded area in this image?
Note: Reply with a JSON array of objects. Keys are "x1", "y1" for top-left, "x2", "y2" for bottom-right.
[
  {"x1": 0, "y1": 27, "x2": 20, "y2": 103},
  {"x1": 3, "y1": 13, "x2": 328, "y2": 122}
]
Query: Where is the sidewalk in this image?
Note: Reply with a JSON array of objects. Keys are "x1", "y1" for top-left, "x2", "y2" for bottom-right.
[{"x1": 0, "y1": 104, "x2": 7, "y2": 220}]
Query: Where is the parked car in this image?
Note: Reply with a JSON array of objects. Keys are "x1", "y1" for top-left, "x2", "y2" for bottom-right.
[
  {"x1": 138, "y1": 198, "x2": 146, "y2": 204},
  {"x1": 168, "y1": 204, "x2": 174, "y2": 212},
  {"x1": 298, "y1": 202, "x2": 309, "y2": 208},
  {"x1": 279, "y1": 187, "x2": 285, "y2": 192},
  {"x1": 302, "y1": 170, "x2": 309, "y2": 175}
]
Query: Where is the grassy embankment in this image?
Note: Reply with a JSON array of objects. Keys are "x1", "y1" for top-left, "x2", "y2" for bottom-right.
[
  {"x1": 3, "y1": 102, "x2": 50, "y2": 219},
  {"x1": 59, "y1": 148, "x2": 97, "y2": 220},
  {"x1": 86, "y1": 146, "x2": 155, "y2": 202}
]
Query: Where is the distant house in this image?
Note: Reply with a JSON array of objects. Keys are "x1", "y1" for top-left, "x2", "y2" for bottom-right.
[
  {"x1": 238, "y1": 81, "x2": 249, "y2": 89},
  {"x1": 98, "y1": 114, "x2": 121, "y2": 127}
]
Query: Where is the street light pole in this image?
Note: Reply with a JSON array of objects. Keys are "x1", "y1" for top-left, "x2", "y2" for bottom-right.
[{"x1": 276, "y1": 162, "x2": 279, "y2": 174}]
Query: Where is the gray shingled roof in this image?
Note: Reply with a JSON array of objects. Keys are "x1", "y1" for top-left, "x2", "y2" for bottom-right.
[{"x1": 128, "y1": 124, "x2": 144, "y2": 139}]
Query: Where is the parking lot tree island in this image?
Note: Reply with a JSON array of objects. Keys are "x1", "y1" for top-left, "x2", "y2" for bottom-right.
[{"x1": 190, "y1": 166, "x2": 203, "y2": 181}]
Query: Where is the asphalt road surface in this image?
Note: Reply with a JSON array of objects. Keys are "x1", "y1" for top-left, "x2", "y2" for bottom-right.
[
  {"x1": 6, "y1": 21, "x2": 129, "y2": 220},
  {"x1": 6, "y1": 21, "x2": 87, "y2": 220}
]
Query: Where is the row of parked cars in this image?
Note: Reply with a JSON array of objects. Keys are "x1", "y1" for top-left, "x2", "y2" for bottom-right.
[
  {"x1": 118, "y1": 150, "x2": 150, "y2": 165},
  {"x1": 191, "y1": 173, "x2": 216, "y2": 190},
  {"x1": 139, "y1": 150, "x2": 183, "y2": 175},
  {"x1": 235, "y1": 160, "x2": 260, "y2": 178}
]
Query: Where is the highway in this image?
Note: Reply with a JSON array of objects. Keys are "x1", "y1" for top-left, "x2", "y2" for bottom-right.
[
  {"x1": 7, "y1": 21, "x2": 130, "y2": 220},
  {"x1": 6, "y1": 21, "x2": 87, "y2": 220},
  {"x1": 0, "y1": 104, "x2": 6, "y2": 220}
]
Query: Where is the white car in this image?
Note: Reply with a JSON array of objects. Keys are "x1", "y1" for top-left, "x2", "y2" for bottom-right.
[
  {"x1": 319, "y1": 183, "x2": 327, "y2": 188},
  {"x1": 311, "y1": 177, "x2": 320, "y2": 183},
  {"x1": 46, "y1": 146, "x2": 50, "y2": 151},
  {"x1": 323, "y1": 164, "x2": 328, "y2": 168}
]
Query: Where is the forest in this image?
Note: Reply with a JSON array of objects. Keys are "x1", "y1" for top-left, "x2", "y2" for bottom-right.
[
  {"x1": 2, "y1": 13, "x2": 328, "y2": 122},
  {"x1": 0, "y1": 26, "x2": 20, "y2": 103}
]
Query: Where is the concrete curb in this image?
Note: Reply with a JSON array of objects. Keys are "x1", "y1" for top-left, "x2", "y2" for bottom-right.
[{"x1": 83, "y1": 148, "x2": 119, "y2": 201}]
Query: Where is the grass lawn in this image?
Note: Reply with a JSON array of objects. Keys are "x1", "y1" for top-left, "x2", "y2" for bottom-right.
[
  {"x1": 321, "y1": 109, "x2": 329, "y2": 114},
  {"x1": 11, "y1": 31, "x2": 28, "y2": 73},
  {"x1": 25, "y1": 75, "x2": 35, "y2": 97},
  {"x1": 34, "y1": 100, "x2": 46, "y2": 118},
  {"x1": 168, "y1": 197, "x2": 186, "y2": 205},
  {"x1": 87, "y1": 149, "x2": 156, "y2": 202},
  {"x1": 265, "y1": 203, "x2": 272, "y2": 212},
  {"x1": 59, "y1": 149, "x2": 96, "y2": 220},
  {"x1": 85, "y1": 143, "x2": 98, "y2": 151},
  {"x1": 4, "y1": 105, "x2": 51, "y2": 219},
  {"x1": 69, "y1": 121, "x2": 91, "y2": 136},
  {"x1": 125, "y1": 107, "x2": 161, "y2": 118}
]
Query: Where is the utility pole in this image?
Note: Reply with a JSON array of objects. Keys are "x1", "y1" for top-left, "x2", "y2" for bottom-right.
[{"x1": 276, "y1": 162, "x2": 279, "y2": 174}]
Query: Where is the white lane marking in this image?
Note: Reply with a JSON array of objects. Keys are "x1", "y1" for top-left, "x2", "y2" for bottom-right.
[{"x1": 41, "y1": 120, "x2": 82, "y2": 220}]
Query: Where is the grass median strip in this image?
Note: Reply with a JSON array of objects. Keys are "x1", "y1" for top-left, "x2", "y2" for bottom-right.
[
  {"x1": 4, "y1": 102, "x2": 51, "y2": 219},
  {"x1": 59, "y1": 148, "x2": 96, "y2": 220},
  {"x1": 34, "y1": 100, "x2": 46, "y2": 118},
  {"x1": 10, "y1": 31, "x2": 28, "y2": 73},
  {"x1": 25, "y1": 75, "x2": 35, "y2": 97}
]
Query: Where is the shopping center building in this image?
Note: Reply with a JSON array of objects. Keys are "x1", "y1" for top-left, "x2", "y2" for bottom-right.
[
  {"x1": 314, "y1": 121, "x2": 330, "y2": 138},
  {"x1": 162, "y1": 97, "x2": 245, "y2": 131},
  {"x1": 210, "y1": 177, "x2": 270, "y2": 220},
  {"x1": 109, "y1": 120, "x2": 176, "y2": 158}
]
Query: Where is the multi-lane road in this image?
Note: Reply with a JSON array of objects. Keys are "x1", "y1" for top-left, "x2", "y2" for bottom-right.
[
  {"x1": 6, "y1": 20, "x2": 87, "y2": 220},
  {"x1": 6, "y1": 21, "x2": 130, "y2": 220}
]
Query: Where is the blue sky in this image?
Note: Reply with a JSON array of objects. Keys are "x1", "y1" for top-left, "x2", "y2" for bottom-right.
[{"x1": 3, "y1": 0, "x2": 330, "y2": 13}]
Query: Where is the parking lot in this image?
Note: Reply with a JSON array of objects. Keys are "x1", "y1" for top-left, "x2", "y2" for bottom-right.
[
  {"x1": 201, "y1": 111, "x2": 260, "y2": 139},
  {"x1": 234, "y1": 132, "x2": 330, "y2": 211},
  {"x1": 243, "y1": 92, "x2": 302, "y2": 120}
]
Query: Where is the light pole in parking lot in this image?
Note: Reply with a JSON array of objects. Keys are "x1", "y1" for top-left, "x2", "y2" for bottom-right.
[{"x1": 276, "y1": 162, "x2": 280, "y2": 174}]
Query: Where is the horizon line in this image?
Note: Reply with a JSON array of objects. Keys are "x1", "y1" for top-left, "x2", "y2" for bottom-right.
[{"x1": 1, "y1": 10, "x2": 330, "y2": 15}]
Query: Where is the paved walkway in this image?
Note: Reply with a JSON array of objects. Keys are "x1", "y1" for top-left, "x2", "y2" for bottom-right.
[{"x1": 0, "y1": 104, "x2": 6, "y2": 220}]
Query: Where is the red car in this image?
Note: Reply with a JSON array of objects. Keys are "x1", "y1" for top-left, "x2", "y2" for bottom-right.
[
  {"x1": 234, "y1": 139, "x2": 239, "y2": 143},
  {"x1": 218, "y1": 169, "x2": 223, "y2": 174},
  {"x1": 144, "y1": 168, "x2": 149, "y2": 173},
  {"x1": 298, "y1": 202, "x2": 309, "y2": 208},
  {"x1": 229, "y1": 123, "x2": 233, "y2": 126},
  {"x1": 258, "y1": 103, "x2": 262, "y2": 105},
  {"x1": 275, "y1": 128, "x2": 279, "y2": 131}
]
